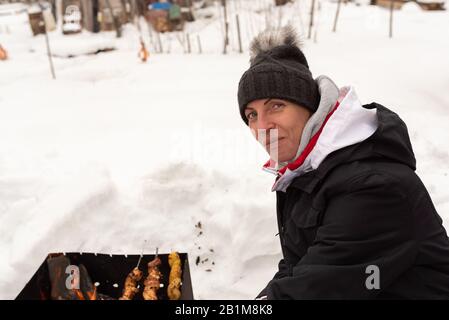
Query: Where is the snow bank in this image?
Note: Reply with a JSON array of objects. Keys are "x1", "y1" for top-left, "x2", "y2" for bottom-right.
[
  {"x1": 1, "y1": 1, "x2": 448, "y2": 300},
  {"x1": 49, "y1": 32, "x2": 117, "y2": 58}
]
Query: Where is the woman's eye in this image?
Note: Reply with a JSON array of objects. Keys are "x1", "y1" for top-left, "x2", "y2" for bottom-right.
[
  {"x1": 247, "y1": 111, "x2": 257, "y2": 121},
  {"x1": 272, "y1": 103, "x2": 285, "y2": 110}
]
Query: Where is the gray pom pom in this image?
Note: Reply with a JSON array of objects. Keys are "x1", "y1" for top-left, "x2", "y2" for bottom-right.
[{"x1": 249, "y1": 25, "x2": 302, "y2": 65}]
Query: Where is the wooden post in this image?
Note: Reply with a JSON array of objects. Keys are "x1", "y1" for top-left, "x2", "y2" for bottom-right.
[
  {"x1": 55, "y1": 0, "x2": 63, "y2": 32},
  {"x1": 236, "y1": 14, "x2": 242, "y2": 54},
  {"x1": 197, "y1": 34, "x2": 202, "y2": 54},
  {"x1": 140, "y1": 0, "x2": 158, "y2": 53},
  {"x1": 313, "y1": 0, "x2": 320, "y2": 43},
  {"x1": 136, "y1": 0, "x2": 145, "y2": 16},
  {"x1": 221, "y1": 0, "x2": 229, "y2": 54},
  {"x1": 120, "y1": 0, "x2": 129, "y2": 22},
  {"x1": 156, "y1": 31, "x2": 163, "y2": 53},
  {"x1": 389, "y1": 0, "x2": 394, "y2": 38},
  {"x1": 40, "y1": 3, "x2": 56, "y2": 79},
  {"x1": 332, "y1": 0, "x2": 342, "y2": 32},
  {"x1": 186, "y1": 33, "x2": 191, "y2": 54},
  {"x1": 132, "y1": 0, "x2": 139, "y2": 27},
  {"x1": 130, "y1": 0, "x2": 136, "y2": 19},
  {"x1": 146, "y1": 19, "x2": 159, "y2": 53},
  {"x1": 308, "y1": 0, "x2": 316, "y2": 39},
  {"x1": 105, "y1": 0, "x2": 122, "y2": 38}
]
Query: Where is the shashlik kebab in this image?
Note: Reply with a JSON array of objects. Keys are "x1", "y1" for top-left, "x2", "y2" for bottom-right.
[
  {"x1": 119, "y1": 267, "x2": 143, "y2": 300},
  {"x1": 167, "y1": 251, "x2": 182, "y2": 300},
  {"x1": 143, "y1": 255, "x2": 162, "y2": 300}
]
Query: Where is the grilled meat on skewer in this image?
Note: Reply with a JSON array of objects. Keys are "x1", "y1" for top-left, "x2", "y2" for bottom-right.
[
  {"x1": 167, "y1": 252, "x2": 182, "y2": 300},
  {"x1": 119, "y1": 267, "x2": 143, "y2": 300},
  {"x1": 143, "y1": 257, "x2": 162, "y2": 300}
]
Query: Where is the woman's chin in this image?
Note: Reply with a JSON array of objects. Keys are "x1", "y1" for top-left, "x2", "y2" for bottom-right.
[
  {"x1": 269, "y1": 154, "x2": 292, "y2": 164},
  {"x1": 267, "y1": 145, "x2": 297, "y2": 164}
]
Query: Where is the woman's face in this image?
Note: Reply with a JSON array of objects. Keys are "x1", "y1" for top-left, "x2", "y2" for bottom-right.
[{"x1": 245, "y1": 98, "x2": 311, "y2": 163}]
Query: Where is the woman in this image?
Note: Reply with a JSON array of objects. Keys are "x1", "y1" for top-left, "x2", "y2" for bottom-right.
[{"x1": 237, "y1": 25, "x2": 449, "y2": 299}]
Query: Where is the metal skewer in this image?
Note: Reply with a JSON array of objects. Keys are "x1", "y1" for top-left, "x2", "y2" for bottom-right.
[{"x1": 136, "y1": 240, "x2": 147, "y2": 269}]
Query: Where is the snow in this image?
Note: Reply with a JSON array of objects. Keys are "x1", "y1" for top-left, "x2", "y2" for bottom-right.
[
  {"x1": 0, "y1": 4, "x2": 30, "y2": 37},
  {"x1": 401, "y1": 2, "x2": 424, "y2": 11},
  {"x1": 50, "y1": 32, "x2": 116, "y2": 57},
  {"x1": 1, "y1": 0, "x2": 449, "y2": 300},
  {"x1": 418, "y1": 0, "x2": 445, "y2": 4},
  {"x1": 28, "y1": 4, "x2": 50, "y2": 15},
  {"x1": 0, "y1": 3, "x2": 28, "y2": 16},
  {"x1": 62, "y1": 22, "x2": 82, "y2": 34}
]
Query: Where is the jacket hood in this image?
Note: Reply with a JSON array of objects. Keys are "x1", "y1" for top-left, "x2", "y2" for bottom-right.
[{"x1": 263, "y1": 83, "x2": 416, "y2": 192}]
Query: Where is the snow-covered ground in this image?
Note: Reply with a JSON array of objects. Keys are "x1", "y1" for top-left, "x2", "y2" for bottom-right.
[{"x1": 0, "y1": 1, "x2": 448, "y2": 300}]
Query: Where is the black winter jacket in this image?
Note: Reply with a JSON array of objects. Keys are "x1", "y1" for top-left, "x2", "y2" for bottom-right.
[{"x1": 258, "y1": 103, "x2": 449, "y2": 299}]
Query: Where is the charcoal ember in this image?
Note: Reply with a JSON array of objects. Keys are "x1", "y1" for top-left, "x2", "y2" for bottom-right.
[
  {"x1": 78, "y1": 264, "x2": 97, "y2": 300},
  {"x1": 47, "y1": 255, "x2": 97, "y2": 300},
  {"x1": 47, "y1": 255, "x2": 78, "y2": 300}
]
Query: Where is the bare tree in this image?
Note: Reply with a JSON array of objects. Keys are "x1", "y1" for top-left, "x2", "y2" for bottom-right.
[
  {"x1": 105, "y1": 0, "x2": 122, "y2": 38},
  {"x1": 39, "y1": 1, "x2": 56, "y2": 79},
  {"x1": 389, "y1": 0, "x2": 394, "y2": 38},
  {"x1": 308, "y1": 0, "x2": 316, "y2": 39},
  {"x1": 333, "y1": 0, "x2": 342, "y2": 32},
  {"x1": 222, "y1": 0, "x2": 229, "y2": 54},
  {"x1": 236, "y1": 14, "x2": 242, "y2": 53}
]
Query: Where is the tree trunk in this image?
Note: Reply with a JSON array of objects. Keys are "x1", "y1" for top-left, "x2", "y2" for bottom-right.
[
  {"x1": 105, "y1": 0, "x2": 122, "y2": 38},
  {"x1": 308, "y1": 0, "x2": 316, "y2": 39},
  {"x1": 333, "y1": 0, "x2": 342, "y2": 32},
  {"x1": 389, "y1": 0, "x2": 394, "y2": 38},
  {"x1": 222, "y1": 0, "x2": 229, "y2": 54}
]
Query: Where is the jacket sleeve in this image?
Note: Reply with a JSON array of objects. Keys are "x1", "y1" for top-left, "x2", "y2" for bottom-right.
[
  {"x1": 265, "y1": 172, "x2": 419, "y2": 299},
  {"x1": 255, "y1": 258, "x2": 291, "y2": 299}
]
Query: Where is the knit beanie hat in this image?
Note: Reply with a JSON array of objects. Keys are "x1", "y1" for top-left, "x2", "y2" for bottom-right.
[{"x1": 237, "y1": 25, "x2": 320, "y2": 125}]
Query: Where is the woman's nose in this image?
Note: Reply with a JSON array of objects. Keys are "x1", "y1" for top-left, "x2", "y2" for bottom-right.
[
  {"x1": 253, "y1": 118, "x2": 277, "y2": 146},
  {"x1": 256, "y1": 114, "x2": 275, "y2": 132}
]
